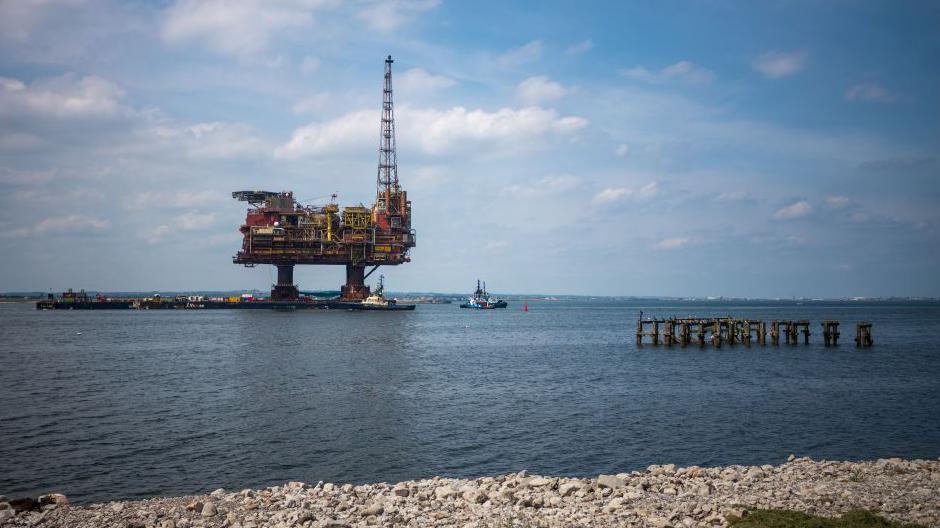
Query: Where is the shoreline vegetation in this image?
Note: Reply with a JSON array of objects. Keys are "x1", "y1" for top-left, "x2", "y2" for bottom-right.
[{"x1": 2, "y1": 457, "x2": 937, "y2": 528}]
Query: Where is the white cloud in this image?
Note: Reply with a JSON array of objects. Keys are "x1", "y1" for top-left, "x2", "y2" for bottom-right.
[
  {"x1": 127, "y1": 190, "x2": 226, "y2": 210},
  {"x1": 8, "y1": 215, "x2": 110, "y2": 238},
  {"x1": 516, "y1": 76, "x2": 567, "y2": 104},
  {"x1": 275, "y1": 105, "x2": 588, "y2": 158},
  {"x1": 826, "y1": 195, "x2": 850, "y2": 208},
  {"x1": 845, "y1": 82, "x2": 899, "y2": 103},
  {"x1": 0, "y1": 132, "x2": 46, "y2": 151},
  {"x1": 592, "y1": 182, "x2": 659, "y2": 205},
  {"x1": 408, "y1": 165, "x2": 450, "y2": 190},
  {"x1": 615, "y1": 144, "x2": 630, "y2": 157},
  {"x1": 849, "y1": 212, "x2": 869, "y2": 223},
  {"x1": 274, "y1": 109, "x2": 374, "y2": 158},
  {"x1": 774, "y1": 200, "x2": 811, "y2": 219},
  {"x1": 145, "y1": 225, "x2": 172, "y2": 244},
  {"x1": 161, "y1": 0, "x2": 321, "y2": 55},
  {"x1": 483, "y1": 240, "x2": 509, "y2": 251},
  {"x1": 355, "y1": 0, "x2": 440, "y2": 31},
  {"x1": 0, "y1": 74, "x2": 126, "y2": 119},
  {"x1": 653, "y1": 237, "x2": 689, "y2": 251},
  {"x1": 300, "y1": 56, "x2": 321, "y2": 75},
  {"x1": 403, "y1": 106, "x2": 587, "y2": 155},
  {"x1": 498, "y1": 40, "x2": 543, "y2": 67},
  {"x1": 160, "y1": 0, "x2": 440, "y2": 54},
  {"x1": 566, "y1": 40, "x2": 593, "y2": 56},
  {"x1": 752, "y1": 51, "x2": 807, "y2": 79},
  {"x1": 292, "y1": 94, "x2": 330, "y2": 114},
  {"x1": 398, "y1": 68, "x2": 456, "y2": 93},
  {"x1": 636, "y1": 181, "x2": 659, "y2": 198},
  {"x1": 621, "y1": 61, "x2": 714, "y2": 84},
  {"x1": 0, "y1": 168, "x2": 58, "y2": 185},
  {"x1": 504, "y1": 175, "x2": 581, "y2": 197},
  {"x1": 716, "y1": 191, "x2": 751, "y2": 201},
  {"x1": 143, "y1": 211, "x2": 215, "y2": 243},
  {"x1": 174, "y1": 211, "x2": 215, "y2": 230},
  {"x1": 142, "y1": 121, "x2": 268, "y2": 159},
  {"x1": 592, "y1": 187, "x2": 631, "y2": 204},
  {"x1": 0, "y1": 0, "x2": 86, "y2": 43}
]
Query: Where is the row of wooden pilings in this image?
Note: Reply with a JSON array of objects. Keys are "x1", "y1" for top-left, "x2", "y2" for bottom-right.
[{"x1": 635, "y1": 317, "x2": 873, "y2": 347}]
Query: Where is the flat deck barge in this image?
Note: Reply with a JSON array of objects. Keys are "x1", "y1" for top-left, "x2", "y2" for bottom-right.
[
  {"x1": 36, "y1": 299, "x2": 361, "y2": 310},
  {"x1": 36, "y1": 290, "x2": 378, "y2": 311}
]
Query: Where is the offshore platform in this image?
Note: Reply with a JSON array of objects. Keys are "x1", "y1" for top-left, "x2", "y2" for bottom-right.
[{"x1": 232, "y1": 56, "x2": 415, "y2": 301}]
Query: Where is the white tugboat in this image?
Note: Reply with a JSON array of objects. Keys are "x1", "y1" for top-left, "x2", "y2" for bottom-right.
[
  {"x1": 459, "y1": 280, "x2": 508, "y2": 309},
  {"x1": 352, "y1": 275, "x2": 415, "y2": 311}
]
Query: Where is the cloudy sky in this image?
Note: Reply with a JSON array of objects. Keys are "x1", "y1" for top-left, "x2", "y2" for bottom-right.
[{"x1": 1, "y1": 1, "x2": 938, "y2": 297}]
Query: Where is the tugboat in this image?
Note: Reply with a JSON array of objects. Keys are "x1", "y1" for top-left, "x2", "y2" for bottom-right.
[
  {"x1": 351, "y1": 275, "x2": 415, "y2": 311},
  {"x1": 459, "y1": 280, "x2": 508, "y2": 309}
]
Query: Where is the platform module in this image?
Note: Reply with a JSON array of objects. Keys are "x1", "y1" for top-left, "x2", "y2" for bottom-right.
[{"x1": 232, "y1": 56, "x2": 415, "y2": 300}]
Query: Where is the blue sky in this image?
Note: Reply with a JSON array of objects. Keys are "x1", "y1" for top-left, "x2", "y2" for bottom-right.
[{"x1": 0, "y1": 0, "x2": 937, "y2": 297}]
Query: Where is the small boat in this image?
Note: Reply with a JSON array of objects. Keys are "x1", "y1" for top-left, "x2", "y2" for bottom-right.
[
  {"x1": 350, "y1": 275, "x2": 415, "y2": 311},
  {"x1": 459, "y1": 280, "x2": 508, "y2": 309}
]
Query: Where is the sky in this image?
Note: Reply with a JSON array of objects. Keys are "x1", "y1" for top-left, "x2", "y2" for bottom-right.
[{"x1": 0, "y1": 0, "x2": 938, "y2": 298}]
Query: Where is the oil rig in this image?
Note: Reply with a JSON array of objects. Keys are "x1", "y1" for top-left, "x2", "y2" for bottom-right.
[{"x1": 232, "y1": 56, "x2": 415, "y2": 301}]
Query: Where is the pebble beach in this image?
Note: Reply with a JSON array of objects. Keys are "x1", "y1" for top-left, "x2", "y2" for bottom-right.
[{"x1": 2, "y1": 457, "x2": 938, "y2": 528}]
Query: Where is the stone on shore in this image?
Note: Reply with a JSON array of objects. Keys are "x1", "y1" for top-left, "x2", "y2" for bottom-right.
[
  {"x1": 596, "y1": 474, "x2": 625, "y2": 488},
  {"x1": 5, "y1": 458, "x2": 938, "y2": 528}
]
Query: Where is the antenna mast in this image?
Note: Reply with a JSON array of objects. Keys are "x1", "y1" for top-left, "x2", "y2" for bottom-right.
[{"x1": 377, "y1": 55, "x2": 399, "y2": 214}]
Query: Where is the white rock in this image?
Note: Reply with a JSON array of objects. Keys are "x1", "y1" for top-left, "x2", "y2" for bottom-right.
[
  {"x1": 559, "y1": 482, "x2": 581, "y2": 497},
  {"x1": 462, "y1": 489, "x2": 485, "y2": 504},
  {"x1": 434, "y1": 485, "x2": 457, "y2": 499},
  {"x1": 527, "y1": 477, "x2": 553, "y2": 487},
  {"x1": 201, "y1": 502, "x2": 217, "y2": 517},
  {"x1": 597, "y1": 474, "x2": 625, "y2": 489},
  {"x1": 392, "y1": 486, "x2": 409, "y2": 497},
  {"x1": 361, "y1": 502, "x2": 384, "y2": 516}
]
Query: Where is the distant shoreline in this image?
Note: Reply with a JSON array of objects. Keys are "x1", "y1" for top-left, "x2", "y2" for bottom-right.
[{"x1": 4, "y1": 457, "x2": 937, "y2": 527}]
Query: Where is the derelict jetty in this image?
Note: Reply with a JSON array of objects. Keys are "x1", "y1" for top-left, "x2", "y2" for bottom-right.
[{"x1": 635, "y1": 316, "x2": 874, "y2": 347}]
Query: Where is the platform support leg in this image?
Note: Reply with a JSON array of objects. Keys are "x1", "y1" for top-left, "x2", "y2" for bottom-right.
[
  {"x1": 271, "y1": 264, "x2": 300, "y2": 300},
  {"x1": 341, "y1": 265, "x2": 371, "y2": 300}
]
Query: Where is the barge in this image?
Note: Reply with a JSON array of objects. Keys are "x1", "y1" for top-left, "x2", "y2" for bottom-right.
[{"x1": 35, "y1": 289, "x2": 377, "y2": 311}]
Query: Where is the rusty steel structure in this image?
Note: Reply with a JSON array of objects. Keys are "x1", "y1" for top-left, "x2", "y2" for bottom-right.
[{"x1": 232, "y1": 56, "x2": 415, "y2": 301}]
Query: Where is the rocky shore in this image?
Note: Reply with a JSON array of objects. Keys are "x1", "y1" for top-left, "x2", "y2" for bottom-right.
[{"x1": 2, "y1": 457, "x2": 938, "y2": 528}]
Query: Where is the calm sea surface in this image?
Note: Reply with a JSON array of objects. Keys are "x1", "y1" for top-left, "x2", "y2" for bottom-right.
[{"x1": 1, "y1": 300, "x2": 939, "y2": 504}]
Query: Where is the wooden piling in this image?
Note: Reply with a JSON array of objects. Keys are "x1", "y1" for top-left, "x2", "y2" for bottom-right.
[
  {"x1": 663, "y1": 319, "x2": 675, "y2": 346},
  {"x1": 855, "y1": 322, "x2": 873, "y2": 347},
  {"x1": 822, "y1": 320, "x2": 840, "y2": 346}
]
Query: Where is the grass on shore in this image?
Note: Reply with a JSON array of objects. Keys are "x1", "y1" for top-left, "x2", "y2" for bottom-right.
[{"x1": 727, "y1": 509, "x2": 926, "y2": 528}]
